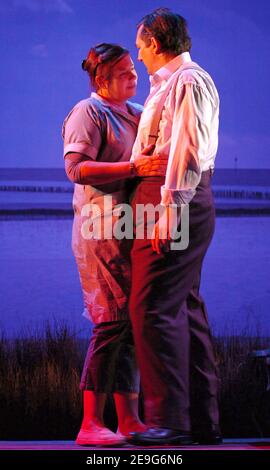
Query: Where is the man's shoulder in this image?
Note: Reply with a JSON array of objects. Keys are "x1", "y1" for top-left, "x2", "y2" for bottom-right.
[
  {"x1": 177, "y1": 62, "x2": 206, "y2": 84},
  {"x1": 175, "y1": 62, "x2": 217, "y2": 96}
]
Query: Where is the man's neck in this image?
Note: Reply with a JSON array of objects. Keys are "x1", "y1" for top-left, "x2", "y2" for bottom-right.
[{"x1": 152, "y1": 52, "x2": 178, "y2": 74}]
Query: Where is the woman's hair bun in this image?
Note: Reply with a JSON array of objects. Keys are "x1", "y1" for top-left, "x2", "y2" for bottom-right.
[{"x1": 81, "y1": 43, "x2": 129, "y2": 89}]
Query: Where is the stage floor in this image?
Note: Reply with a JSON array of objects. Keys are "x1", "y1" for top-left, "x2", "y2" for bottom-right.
[{"x1": 0, "y1": 438, "x2": 270, "y2": 450}]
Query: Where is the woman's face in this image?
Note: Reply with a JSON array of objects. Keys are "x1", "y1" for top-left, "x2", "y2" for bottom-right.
[{"x1": 101, "y1": 54, "x2": 138, "y2": 103}]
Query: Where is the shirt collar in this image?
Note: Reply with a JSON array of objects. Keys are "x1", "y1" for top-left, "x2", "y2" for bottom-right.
[
  {"x1": 150, "y1": 52, "x2": 192, "y2": 86},
  {"x1": 90, "y1": 92, "x2": 140, "y2": 124},
  {"x1": 91, "y1": 92, "x2": 123, "y2": 110}
]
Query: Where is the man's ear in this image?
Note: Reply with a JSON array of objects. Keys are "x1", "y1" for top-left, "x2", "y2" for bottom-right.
[{"x1": 150, "y1": 36, "x2": 162, "y2": 54}]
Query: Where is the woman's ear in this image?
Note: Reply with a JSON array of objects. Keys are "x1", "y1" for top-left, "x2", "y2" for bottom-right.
[{"x1": 96, "y1": 75, "x2": 107, "y2": 91}]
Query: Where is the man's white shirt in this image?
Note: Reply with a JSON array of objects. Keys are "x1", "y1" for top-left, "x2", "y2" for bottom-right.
[{"x1": 131, "y1": 52, "x2": 219, "y2": 205}]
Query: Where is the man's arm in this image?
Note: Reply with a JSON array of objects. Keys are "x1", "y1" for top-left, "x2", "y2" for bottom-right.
[
  {"x1": 160, "y1": 82, "x2": 206, "y2": 206},
  {"x1": 152, "y1": 82, "x2": 211, "y2": 252}
]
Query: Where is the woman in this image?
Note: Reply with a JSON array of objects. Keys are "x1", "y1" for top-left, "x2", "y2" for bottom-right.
[{"x1": 62, "y1": 43, "x2": 166, "y2": 446}]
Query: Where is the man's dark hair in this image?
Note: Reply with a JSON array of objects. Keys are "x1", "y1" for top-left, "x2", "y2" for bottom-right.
[{"x1": 137, "y1": 8, "x2": 191, "y2": 55}]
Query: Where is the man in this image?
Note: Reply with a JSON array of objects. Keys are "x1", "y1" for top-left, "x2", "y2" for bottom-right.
[{"x1": 128, "y1": 8, "x2": 221, "y2": 445}]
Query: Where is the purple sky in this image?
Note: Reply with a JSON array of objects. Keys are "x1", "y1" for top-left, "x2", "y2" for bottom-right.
[{"x1": 0, "y1": 0, "x2": 269, "y2": 168}]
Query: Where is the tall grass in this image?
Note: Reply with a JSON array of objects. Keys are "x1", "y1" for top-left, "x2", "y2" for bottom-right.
[
  {"x1": 0, "y1": 323, "x2": 85, "y2": 440},
  {"x1": 0, "y1": 323, "x2": 269, "y2": 439},
  {"x1": 215, "y1": 333, "x2": 270, "y2": 437}
]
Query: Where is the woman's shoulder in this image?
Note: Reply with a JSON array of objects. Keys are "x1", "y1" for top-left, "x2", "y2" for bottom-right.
[
  {"x1": 126, "y1": 101, "x2": 144, "y2": 117},
  {"x1": 72, "y1": 97, "x2": 143, "y2": 117},
  {"x1": 62, "y1": 98, "x2": 106, "y2": 140},
  {"x1": 64, "y1": 97, "x2": 106, "y2": 128},
  {"x1": 71, "y1": 96, "x2": 104, "y2": 115}
]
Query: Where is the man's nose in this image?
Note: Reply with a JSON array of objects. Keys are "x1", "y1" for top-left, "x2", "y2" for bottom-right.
[{"x1": 129, "y1": 70, "x2": 137, "y2": 80}]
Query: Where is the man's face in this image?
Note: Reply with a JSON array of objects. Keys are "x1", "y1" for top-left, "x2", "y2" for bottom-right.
[{"x1": 136, "y1": 25, "x2": 156, "y2": 75}]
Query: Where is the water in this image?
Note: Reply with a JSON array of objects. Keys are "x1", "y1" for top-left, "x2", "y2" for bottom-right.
[{"x1": 0, "y1": 216, "x2": 270, "y2": 338}]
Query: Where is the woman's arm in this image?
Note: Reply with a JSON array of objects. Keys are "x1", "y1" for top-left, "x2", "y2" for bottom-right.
[
  {"x1": 65, "y1": 152, "x2": 132, "y2": 185},
  {"x1": 65, "y1": 147, "x2": 167, "y2": 185}
]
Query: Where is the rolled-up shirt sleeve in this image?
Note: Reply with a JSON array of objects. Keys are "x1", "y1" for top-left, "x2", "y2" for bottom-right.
[
  {"x1": 62, "y1": 101, "x2": 102, "y2": 160},
  {"x1": 161, "y1": 82, "x2": 212, "y2": 206},
  {"x1": 64, "y1": 153, "x2": 90, "y2": 184}
]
